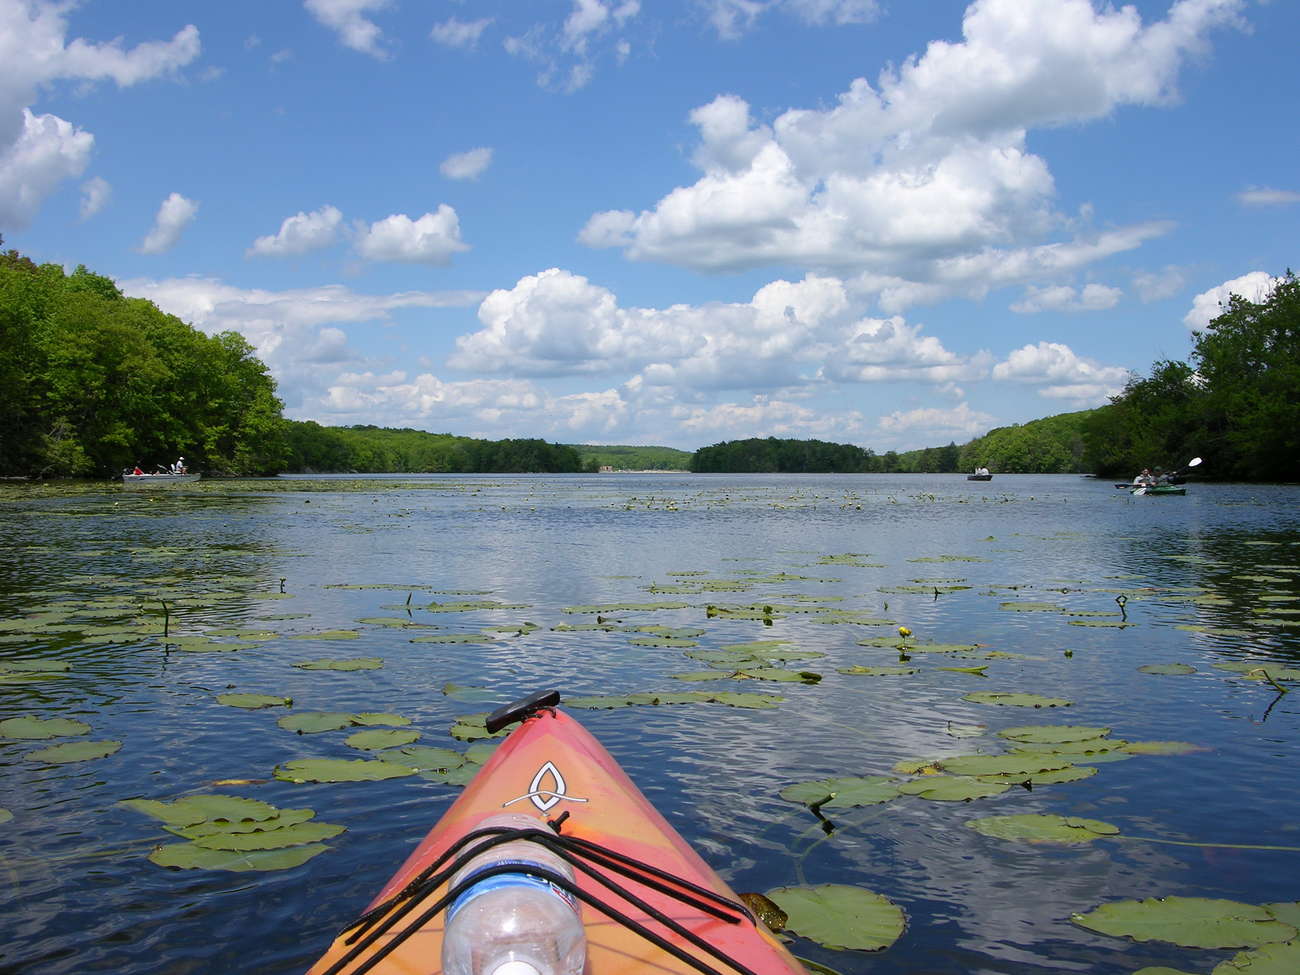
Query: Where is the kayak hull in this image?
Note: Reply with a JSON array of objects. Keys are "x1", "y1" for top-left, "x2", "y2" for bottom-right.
[
  {"x1": 307, "y1": 707, "x2": 806, "y2": 975},
  {"x1": 1132, "y1": 485, "x2": 1186, "y2": 496}
]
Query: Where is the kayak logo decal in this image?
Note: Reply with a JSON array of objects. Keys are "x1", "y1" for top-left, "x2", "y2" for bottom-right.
[{"x1": 502, "y1": 761, "x2": 588, "y2": 813}]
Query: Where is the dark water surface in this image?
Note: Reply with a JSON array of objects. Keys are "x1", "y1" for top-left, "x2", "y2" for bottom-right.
[{"x1": 2, "y1": 474, "x2": 1299, "y2": 974}]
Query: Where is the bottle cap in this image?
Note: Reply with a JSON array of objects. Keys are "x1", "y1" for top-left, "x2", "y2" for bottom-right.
[{"x1": 491, "y1": 963, "x2": 541, "y2": 975}]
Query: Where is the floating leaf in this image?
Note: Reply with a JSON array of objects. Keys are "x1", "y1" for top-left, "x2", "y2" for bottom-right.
[
  {"x1": 293, "y1": 658, "x2": 383, "y2": 671},
  {"x1": 0, "y1": 716, "x2": 91, "y2": 739},
  {"x1": 967, "y1": 814, "x2": 1120, "y2": 844},
  {"x1": 149, "y1": 841, "x2": 329, "y2": 871},
  {"x1": 217, "y1": 693, "x2": 292, "y2": 709},
  {"x1": 355, "y1": 713, "x2": 411, "y2": 727},
  {"x1": 838, "y1": 665, "x2": 916, "y2": 676},
  {"x1": 896, "y1": 776, "x2": 1010, "y2": 801},
  {"x1": 0, "y1": 809, "x2": 12, "y2": 824},
  {"x1": 0, "y1": 659, "x2": 71, "y2": 672},
  {"x1": 779, "y1": 776, "x2": 900, "y2": 809},
  {"x1": 274, "y1": 758, "x2": 417, "y2": 783},
  {"x1": 1212, "y1": 941, "x2": 1300, "y2": 975},
  {"x1": 27, "y1": 740, "x2": 122, "y2": 763},
  {"x1": 708, "y1": 691, "x2": 783, "y2": 709},
  {"x1": 289, "y1": 630, "x2": 360, "y2": 640},
  {"x1": 998, "y1": 725, "x2": 1111, "y2": 744},
  {"x1": 381, "y1": 745, "x2": 464, "y2": 771},
  {"x1": 1071, "y1": 897, "x2": 1296, "y2": 948},
  {"x1": 1000, "y1": 602, "x2": 1065, "y2": 612},
  {"x1": 738, "y1": 891, "x2": 788, "y2": 931},
  {"x1": 442, "y1": 683, "x2": 498, "y2": 704},
  {"x1": 410, "y1": 633, "x2": 497, "y2": 644},
  {"x1": 1123, "y1": 741, "x2": 1204, "y2": 756},
  {"x1": 765, "y1": 884, "x2": 905, "y2": 951},
  {"x1": 344, "y1": 728, "x2": 421, "y2": 751},
  {"x1": 278, "y1": 712, "x2": 358, "y2": 734},
  {"x1": 169, "y1": 808, "x2": 316, "y2": 839},
  {"x1": 193, "y1": 821, "x2": 345, "y2": 851},
  {"x1": 1069, "y1": 620, "x2": 1137, "y2": 628},
  {"x1": 1138, "y1": 663, "x2": 1197, "y2": 675},
  {"x1": 426, "y1": 601, "x2": 529, "y2": 612},
  {"x1": 736, "y1": 668, "x2": 821, "y2": 684},
  {"x1": 628, "y1": 635, "x2": 699, "y2": 648},
  {"x1": 964, "y1": 692, "x2": 1072, "y2": 708},
  {"x1": 939, "y1": 754, "x2": 1072, "y2": 777}
]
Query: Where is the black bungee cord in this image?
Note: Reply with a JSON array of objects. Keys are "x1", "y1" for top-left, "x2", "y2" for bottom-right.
[{"x1": 320, "y1": 825, "x2": 768, "y2": 975}]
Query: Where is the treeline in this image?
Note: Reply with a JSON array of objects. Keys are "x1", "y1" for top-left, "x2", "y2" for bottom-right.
[
  {"x1": 285, "y1": 422, "x2": 585, "y2": 473},
  {"x1": 690, "y1": 412, "x2": 1096, "y2": 476},
  {"x1": 1082, "y1": 270, "x2": 1299, "y2": 481},
  {"x1": 569, "y1": 444, "x2": 692, "y2": 471},
  {"x1": 0, "y1": 244, "x2": 286, "y2": 477}
]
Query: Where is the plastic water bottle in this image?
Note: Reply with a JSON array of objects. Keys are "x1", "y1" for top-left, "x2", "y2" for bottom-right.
[{"x1": 441, "y1": 813, "x2": 586, "y2": 975}]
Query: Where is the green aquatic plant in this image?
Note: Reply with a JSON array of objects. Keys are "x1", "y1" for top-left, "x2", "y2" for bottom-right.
[
  {"x1": 895, "y1": 776, "x2": 1011, "y2": 801},
  {"x1": 779, "y1": 776, "x2": 901, "y2": 809},
  {"x1": 216, "y1": 693, "x2": 292, "y2": 709},
  {"x1": 344, "y1": 728, "x2": 421, "y2": 751},
  {"x1": 273, "y1": 757, "x2": 417, "y2": 783},
  {"x1": 1072, "y1": 897, "x2": 1296, "y2": 949},
  {"x1": 964, "y1": 691, "x2": 1072, "y2": 708},
  {"x1": 26, "y1": 740, "x2": 122, "y2": 763},
  {"x1": 0, "y1": 716, "x2": 91, "y2": 739},
  {"x1": 1138, "y1": 663, "x2": 1197, "y2": 675},
  {"x1": 765, "y1": 884, "x2": 905, "y2": 951},
  {"x1": 967, "y1": 814, "x2": 1121, "y2": 844},
  {"x1": 292, "y1": 657, "x2": 383, "y2": 671}
]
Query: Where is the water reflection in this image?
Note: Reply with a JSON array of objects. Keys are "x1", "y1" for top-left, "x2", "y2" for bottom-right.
[{"x1": 1, "y1": 475, "x2": 1298, "y2": 974}]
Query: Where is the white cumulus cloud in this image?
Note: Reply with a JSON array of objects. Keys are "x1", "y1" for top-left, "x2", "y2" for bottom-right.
[
  {"x1": 354, "y1": 206, "x2": 469, "y2": 264},
  {"x1": 304, "y1": 0, "x2": 391, "y2": 57},
  {"x1": 79, "y1": 175, "x2": 110, "y2": 220},
  {"x1": 441, "y1": 147, "x2": 493, "y2": 181},
  {"x1": 992, "y1": 340, "x2": 1129, "y2": 403},
  {"x1": 247, "y1": 205, "x2": 343, "y2": 257},
  {"x1": 1183, "y1": 271, "x2": 1277, "y2": 330},
  {"x1": 877, "y1": 402, "x2": 995, "y2": 438},
  {"x1": 582, "y1": 0, "x2": 1244, "y2": 304},
  {"x1": 1236, "y1": 186, "x2": 1300, "y2": 207},
  {"x1": 1010, "y1": 282, "x2": 1122, "y2": 313},
  {"x1": 431, "y1": 17, "x2": 493, "y2": 49},
  {"x1": 138, "y1": 192, "x2": 199, "y2": 254},
  {"x1": 0, "y1": 6, "x2": 197, "y2": 228}
]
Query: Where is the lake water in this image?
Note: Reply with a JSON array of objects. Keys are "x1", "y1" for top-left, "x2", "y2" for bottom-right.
[{"x1": 2, "y1": 473, "x2": 1299, "y2": 975}]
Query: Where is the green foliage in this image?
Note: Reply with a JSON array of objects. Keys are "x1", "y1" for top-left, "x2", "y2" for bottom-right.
[
  {"x1": 0, "y1": 249, "x2": 287, "y2": 477},
  {"x1": 952, "y1": 411, "x2": 1095, "y2": 473},
  {"x1": 1083, "y1": 271, "x2": 1299, "y2": 481},
  {"x1": 282, "y1": 422, "x2": 584, "y2": 474},
  {"x1": 568, "y1": 443, "x2": 693, "y2": 471},
  {"x1": 691, "y1": 437, "x2": 879, "y2": 473}
]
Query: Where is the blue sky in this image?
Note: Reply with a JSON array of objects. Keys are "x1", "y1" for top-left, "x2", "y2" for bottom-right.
[{"x1": 3, "y1": 0, "x2": 1297, "y2": 451}]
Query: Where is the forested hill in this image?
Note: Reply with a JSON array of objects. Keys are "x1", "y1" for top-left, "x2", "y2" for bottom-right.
[
  {"x1": 284, "y1": 422, "x2": 584, "y2": 473},
  {"x1": 1, "y1": 247, "x2": 286, "y2": 477}
]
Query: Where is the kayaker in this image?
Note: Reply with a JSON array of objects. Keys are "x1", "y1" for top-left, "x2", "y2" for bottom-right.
[
  {"x1": 132, "y1": 464, "x2": 144, "y2": 475},
  {"x1": 1133, "y1": 468, "x2": 1156, "y2": 486}
]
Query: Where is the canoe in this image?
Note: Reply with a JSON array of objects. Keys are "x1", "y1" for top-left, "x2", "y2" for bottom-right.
[
  {"x1": 308, "y1": 691, "x2": 806, "y2": 975},
  {"x1": 122, "y1": 473, "x2": 200, "y2": 488}
]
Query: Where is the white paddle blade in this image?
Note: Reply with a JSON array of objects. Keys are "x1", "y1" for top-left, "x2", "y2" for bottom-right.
[
  {"x1": 1188, "y1": 457, "x2": 1203, "y2": 467},
  {"x1": 1133, "y1": 487, "x2": 1147, "y2": 496}
]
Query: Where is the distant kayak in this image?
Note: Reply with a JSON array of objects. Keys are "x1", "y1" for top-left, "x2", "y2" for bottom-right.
[
  {"x1": 307, "y1": 691, "x2": 806, "y2": 975},
  {"x1": 966, "y1": 473, "x2": 992, "y2": 481},
  {"x1": 122, "y1": 473, "x2": 200, "y2": 488}
]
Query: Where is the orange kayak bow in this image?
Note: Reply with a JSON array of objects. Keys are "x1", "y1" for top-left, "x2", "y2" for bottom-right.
[{"x1": 308, "y1": 690, "x2": 806, "y2": 975}]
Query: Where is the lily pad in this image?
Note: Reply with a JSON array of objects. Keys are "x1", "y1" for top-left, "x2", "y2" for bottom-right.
[
  {"x1": 1123, "y1": 741, "x2": 1204, "y2": 756},
  {"x1": 292, "y1": 658, "x2": 383, "y2": 671},
  {"x1": 0, "y1": 716, "x2": 91, "y2": 739},
  {"x1": 967, "y1": 813, "x2": 1120, "y2": 844},
  {"x1": 217, "y1": 693, "x2": 292, "y2": 709},
  {"x1": 289, "y1": 630, "x2": 360, "y2": 640},
  {"x1": 193, "y1": 821, "x2": 345, "y2": 851},
  {"x1": 896, "y1": 776, "x2": 1010, "y2": 801},
  {"x1": 939, "y1": 754, "x2": 1073, "y2": 777},
  {"x1": 964, "y1": 692, "x2": 1072, "y2": 708},
  {"x1": 779, "y1": 776, "x2": 900, "y2": 809},
  {"x1": 1212, "y1": 941, "x2": 1300, "y2": 975},
  {"x1": 149, "y1": 841, "x2": 329, "y2": 871},
  {"x1": 998, "y1": 725, "x2": 1111, "y2": 744},
  {"x1": 380, "y1": 745, "x2": 465, "y2": 771},
  {"x1": 409, "y1": 633, "x2": 497, "y2": 644},
  {"x1": 273, "y1": 758, "x2": 418, "y2": 783},
  {"x1": 765, "y1": 884, "x2": 905, "y2": 951},
  {"x1": 838, "y1": 666, "x2": 916, "y2": 676},
  {"x1": 1071, "y1": 897, "x2": 1296, "y2": 948},
  {"x1": 344, "y1": 728, "x2": 421, "y2": 751},
  {"x1": 277, "y1": 711, "x2": 358, "y2": 734},
  {"x1": 1138, "y1": 663, "x2": 1197, "y2": 675},
  {"x1": 26, "y1": 740, "x2": 122, "y2": 763},
  {"x1": 442, "y1": 683, "x2": 498, "y2": 704}
]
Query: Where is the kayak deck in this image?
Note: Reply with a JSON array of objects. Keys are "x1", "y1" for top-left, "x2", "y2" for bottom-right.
[{"x1": 308, "y1": 706, "x2": 805, "y2": 975}]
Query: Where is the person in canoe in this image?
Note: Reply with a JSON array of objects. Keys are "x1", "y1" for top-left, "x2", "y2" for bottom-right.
[
  {"x1": 1133, "y1": 468, "x2": 1156, "y2": 486},
  {"x1": 132, "y1": 464, "x2": 144, "y2": 475},
  {"x1": 171, "y1": 456, "x2": 187, "y2": 474}
]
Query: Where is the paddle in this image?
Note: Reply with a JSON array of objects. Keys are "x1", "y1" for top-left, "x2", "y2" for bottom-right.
[{"x1": 1132, "y1": 457, "x2": 1202, "y2": 495}]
